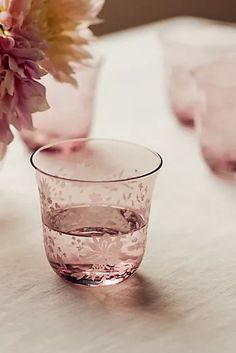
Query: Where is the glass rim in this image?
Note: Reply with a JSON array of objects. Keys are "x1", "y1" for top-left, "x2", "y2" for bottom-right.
[
  {"x1": 158, "y1": 18, "x2": 236, "y2": 52},
  {"x1": 30, "y1": 138, "x2": 163, "y2": 184}
]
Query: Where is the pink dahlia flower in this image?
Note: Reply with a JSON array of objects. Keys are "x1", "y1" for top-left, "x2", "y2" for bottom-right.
[
  {"x1": 0, "y1": 28, "x2": 49, "y2": 144},
  {"x1": 0, "y1": 0, "x2": 49, "y2": 145},
  {"x1": 0, "y1": 0, "x2": 104, "y2": 147}
]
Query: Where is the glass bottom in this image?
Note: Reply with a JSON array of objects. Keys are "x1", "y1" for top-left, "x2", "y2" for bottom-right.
[
  {"x1": 172, "y1": 105, "x2": 194, "y2": 127},
  {"x1": 51, "y1": 262, "x2": 137, "y2": 287},
  {"x1": 201, "y1": 146, "x2": 236, "y2": 180},
  {"x1": 20, "y1": 129, "x2": 90, "y2": 152}
]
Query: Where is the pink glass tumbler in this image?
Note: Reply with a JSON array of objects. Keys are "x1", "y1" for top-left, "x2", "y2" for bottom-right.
[
  {"x1": 159, "y1": 18, "x2": 236, "y2": 127},
  {"x1": 31, "y1": 139, "x2": 163, "y2": 287},
  {"x1": 195, "y1": 58, "x2": 236, "y2": 179},
  {"x1": 21, "y1": 61, "x2": 102, "y2": 152}
]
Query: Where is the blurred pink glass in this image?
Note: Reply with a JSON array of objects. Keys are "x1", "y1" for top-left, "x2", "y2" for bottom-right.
[
  {"x1": 31, "y1": 138, "x2": 163, "y2": 287},
  {"x1": 21, "y1": 59, "x2": 102, "y2": 152},
  {"x1": 159, "y1": 17, "x2": 236, "y2": 127},
  {"x1": 195, "y1": 58, "x2": 236, "y2": 179}
]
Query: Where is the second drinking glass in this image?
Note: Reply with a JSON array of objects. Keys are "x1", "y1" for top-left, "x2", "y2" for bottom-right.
[
  {"x1": 159, "y1": 18, "x2": 236, "y2": 126},
  {"x1": 21, "y1": 59, "x2": 102, "y2": 152}
]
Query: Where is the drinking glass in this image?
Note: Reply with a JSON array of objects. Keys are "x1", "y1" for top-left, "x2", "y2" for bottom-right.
[
  {"x1": 21, "y1": 59, "x2": 102, "y2": 152},
  {"x1": 194, "y1": 58, "x2": 236, "y2": 178},
  {"x1": 31, "y1": 139, "x2": 163, "y2": 286},
  {"x1": 159, "y1": 17, "x2": 236, "y2": 126}
]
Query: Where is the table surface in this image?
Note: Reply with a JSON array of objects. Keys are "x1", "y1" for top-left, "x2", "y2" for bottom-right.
[{"x1": 1, "y1": 22, "x2": 236, "y2": 353}]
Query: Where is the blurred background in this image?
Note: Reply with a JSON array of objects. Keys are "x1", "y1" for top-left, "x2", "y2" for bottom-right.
[{"x1": 95, "y1": 0, "x2": 236, "y2": 35}]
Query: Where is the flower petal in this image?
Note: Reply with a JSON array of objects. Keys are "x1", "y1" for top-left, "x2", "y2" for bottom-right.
[
  {"x1": 24, "y1": 61, "x2": 47, "y2": 79},
  {"x1": 16, "y1": 108, "x2": 32, "y2": 129},
  {"x1": 0, "y1": 36, "x2": 15, "y2": 52},
  {"x1": 8, "y1": 0, "x2": 32, "y2": 27},
  {"x1": 0, "y1": 70, "x2": 15, "y2": 96},
  {"x1": 0, "y1": 114, "x2": 14, "y2": 144},
  {"x1": 16, "y1": 78, "x2": 50, "y2": 114},
  {"x1": 0, "y1": 142, "x2": 7, "y2": 160},
  {"x1": 9, "y1": 47, "x2": 45, "y2": 61}
]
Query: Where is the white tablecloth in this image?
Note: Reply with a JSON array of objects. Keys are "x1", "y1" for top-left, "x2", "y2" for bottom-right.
[{"x1": 1, "y1": 23, "x2": 236, "y2": 353}]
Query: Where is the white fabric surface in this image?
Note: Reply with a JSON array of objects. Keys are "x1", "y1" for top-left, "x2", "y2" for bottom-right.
[{"x1": 0, "y1": 23, "x2": 236, "y2": 353}]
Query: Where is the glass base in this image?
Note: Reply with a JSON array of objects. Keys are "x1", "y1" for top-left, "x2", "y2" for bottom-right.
[
  {"x1": 20, "y1": 129, "x2": 90, "y2": 153},
  {"x1": 201, "y1": 146, "x2": 236, "y2": 180},
  {"x1": 208, "y1": 165, "x2": 236, "y2": 181},
  {"x1": 51, "y1": 262, "x2": 137, "y2": 287},
  {"x1": 59, "y1": 272, "x2": 133, "y2": 287},
  {"x1": 172, "y1": 106, "x2": 194, "y2": 127}
]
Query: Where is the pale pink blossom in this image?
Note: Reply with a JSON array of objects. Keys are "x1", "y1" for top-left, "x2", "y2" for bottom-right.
[{"x1": 25, "y1": 0, "x2": 105, "y2": 85}]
